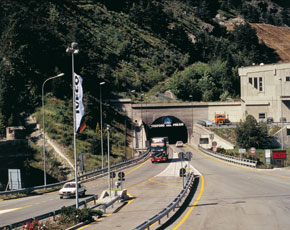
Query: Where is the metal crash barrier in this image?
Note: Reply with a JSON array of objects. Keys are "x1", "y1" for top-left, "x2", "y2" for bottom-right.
[
  {"x1": 198, "y1": 146, "x2": 257, "y2": 168},
  {"x1": 0, "y1": 150, "x2": 150, "y2": 196},
  {"x1": 135, "y1": 172, "x2": 195, "y2": 230}
]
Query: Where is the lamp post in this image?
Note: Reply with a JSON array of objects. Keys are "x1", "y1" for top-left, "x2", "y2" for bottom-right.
[
  {"x1": 66, "y1": 42, "x2": 80, "y2": 208},
  {"x1": 100, "y1": 82, "x2": 105, "y2": 169},
  {"x1": 141, "y1": 93, "x2": 144, "y2": 149},
  {"x1": 189, "y1": 95, "x2": 193, "y2": 144},
  {"x1": 42, "y1": 73, "x2": 64, "y2": 187},
  {"x1": 131, "y1": 90, "x2": 135, "y2": 158},
  {"x1": 279, "y1": 78, "x2": 284, "y2": 150},
  {"x1": 107, "y1": 124, "x2": 111, "y2": 197}
]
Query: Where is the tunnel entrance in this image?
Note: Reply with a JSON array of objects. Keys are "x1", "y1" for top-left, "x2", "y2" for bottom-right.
[{"x1": 147, "y1": 116, "x2": 188, "y2": 144}]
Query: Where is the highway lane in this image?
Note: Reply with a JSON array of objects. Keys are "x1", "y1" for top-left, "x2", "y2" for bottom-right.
[
  {"x1": 0, "y1": 157, "x2": 171, "y2": 228},
  {"x1": 80, "y1": 149, "x2": 188, "y2": 230},
  {"x1": 167, "y1": 145, "x2": 290, "y2": 230}
]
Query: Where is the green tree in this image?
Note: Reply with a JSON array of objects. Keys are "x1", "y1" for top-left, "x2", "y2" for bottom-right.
[{"x1": 235, "y1": 115, "x2": 270, "y2": 149}]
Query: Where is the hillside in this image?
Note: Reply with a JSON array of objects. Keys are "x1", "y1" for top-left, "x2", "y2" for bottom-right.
[
  {"x1": 252, "y1": 23, "x2": 290, "y2": 62},
  {"x1": 0, "y1": 0, "x2": 290, "y2": 184}
]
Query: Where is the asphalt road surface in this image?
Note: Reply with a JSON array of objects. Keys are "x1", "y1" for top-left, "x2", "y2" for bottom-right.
[
  {"x1": 2, "y1": 145, "x2": 290, "y2": 230},
  {"x1": 0, "y1": 152, "x2": 183, "y2": 229},
  {"x1": 164, "y1": 144, "x2": 290, "y2": 230}
]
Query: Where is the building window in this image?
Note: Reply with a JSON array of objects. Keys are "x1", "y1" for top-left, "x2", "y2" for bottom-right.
[
  {"x1": 254, "y1": 77, "x2": 258, "y2": 89},
  {"x1": 259, "y1": 77, "x2": 263, "y2": 91},
  {"x1": 286, "y1": 76, "x2": 290, "y2": 81},
  {"x1": 249, "y1": 77, "x2": 252, "y2": 85},
  {"x1": 259, "y1": 113, "x2": 266, "y2": 119},
  {"x1": 200, "y1": 138, "x2": 209, "y2": 144}
]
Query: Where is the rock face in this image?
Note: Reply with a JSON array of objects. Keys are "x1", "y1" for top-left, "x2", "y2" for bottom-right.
[{"x1": 251, "y1": 23, "x2": 290, "y2": 63}]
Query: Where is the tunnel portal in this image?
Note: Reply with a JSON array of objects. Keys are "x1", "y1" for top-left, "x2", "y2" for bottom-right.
[{"x1": 146, "y1": 116, "x2": 188, "y2": 144}]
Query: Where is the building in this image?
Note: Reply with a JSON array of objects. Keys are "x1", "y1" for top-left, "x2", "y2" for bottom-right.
[{"x1": 239, "y1": 62, "x2": 290, "y2": 122}]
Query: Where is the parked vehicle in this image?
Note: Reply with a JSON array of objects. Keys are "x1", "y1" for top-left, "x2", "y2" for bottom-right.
[
  {"x1": 215, "y1": 113, "x2": 226, "y2": 125},
  {"x1": 150, "y1": 137, "x2": 169, "y2": 163},
  {"x1": 59, "y1": 182, "x2": 86, "y2": 199},
  {"x1": 197, "y1": 120, "x2": 213, "y2": 127}
]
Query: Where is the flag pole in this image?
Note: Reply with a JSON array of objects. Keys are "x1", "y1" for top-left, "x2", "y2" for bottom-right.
[{"x1": 66, "y1": 42, "x2": 80, "y2": 208}]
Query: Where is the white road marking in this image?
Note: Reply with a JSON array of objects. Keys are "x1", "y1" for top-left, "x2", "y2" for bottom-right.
[{"x1": 0, "y1": 207, "x2": 21, "y2": 215}]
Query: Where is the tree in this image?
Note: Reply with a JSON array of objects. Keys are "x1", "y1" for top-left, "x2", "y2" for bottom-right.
[{"x1": 235, "y1": 115, "x2": 270, "y2": 149}]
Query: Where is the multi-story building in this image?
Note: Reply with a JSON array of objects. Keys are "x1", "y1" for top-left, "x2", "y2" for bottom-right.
[{"x1": 239, "y1": 62, "x2": 290, "y2": 122}]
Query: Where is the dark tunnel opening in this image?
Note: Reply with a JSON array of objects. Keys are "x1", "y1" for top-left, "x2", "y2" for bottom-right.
[
  {"x1": 146, "y1": 116, "x2": 188, "y2": 144},
  {"x1": 148, "y1": 126, "x2": 188, "y2": 144}
]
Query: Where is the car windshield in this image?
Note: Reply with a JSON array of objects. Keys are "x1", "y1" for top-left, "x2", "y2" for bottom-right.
[{"x1": 64, "y1": 183, "x2": 75, "y2": 188}]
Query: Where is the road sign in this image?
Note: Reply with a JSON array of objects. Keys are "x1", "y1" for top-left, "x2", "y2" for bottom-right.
[
  {"x1": 212, "y1": 141, "x2": 217, "y2": 147},
  {"x1": 209, "y1": 134, "x2": 214, "y2": 140},
  {"x1": 110, "y1": 172, "x2": 116, "y2": 178},
  {"x1": 265, "y1": 149, "x2": 271, "y2": 158},
  {"x1": 212, "y1": 147, "x2": 217, "y2": 152},
  {"x1": 265, "y1": 158, "x2": 271, "y2": 165},
  {"x1": 118, "y1": 171, "x2": 125, "y2": 178},
  {"x1": 273, "y1": 150, "x2": 287, "y2": 159},
  {"x1": 239, "y1": 149, "x2": 246, "y2": 154},
  {"x1": 186, "y1": 152, "x2": 192, "y2": 160},
  {"x1": 179, "y1": 168, "x2": 186, "y2": 177},
  {"x1": 249, "y1": 147, "x2": 256, "y2": 154},
  {"x1": 178, "y1": 152, "x2": 185, "y2": 159}
]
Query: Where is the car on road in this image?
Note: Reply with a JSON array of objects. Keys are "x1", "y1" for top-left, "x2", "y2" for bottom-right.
[
  {"x1": 59, "y1": 182, "x2": 86, "y2": 199},
  {"x1": 176, "y1": 141, "x2": 183, "y2": 147}
]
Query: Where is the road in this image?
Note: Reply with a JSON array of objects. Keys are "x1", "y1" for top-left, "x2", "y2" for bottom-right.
[
  {"x1": 2, "y1": 144, "x2": 290, "y2": 230},
  {"x1": 162, "y1": 144, "x2": 290, "y2": 230},
  {"x1": 0, "y1": 151, "x2": 184, "y2": 229}
]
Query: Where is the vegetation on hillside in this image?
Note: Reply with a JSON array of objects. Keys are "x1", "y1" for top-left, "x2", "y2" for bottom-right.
[{"x1": 0, "y1": 0, "x2": 289, "y2": 180}]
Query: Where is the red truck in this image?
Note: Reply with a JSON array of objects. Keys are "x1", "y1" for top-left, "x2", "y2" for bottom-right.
[{"x1": 150, "y1": 137, "x2": 169, "y2": 163}]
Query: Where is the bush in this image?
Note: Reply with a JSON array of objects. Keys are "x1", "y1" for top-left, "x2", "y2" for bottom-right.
[{"x1": 59, "y1": 206, "x2": 103, "y2": 224}]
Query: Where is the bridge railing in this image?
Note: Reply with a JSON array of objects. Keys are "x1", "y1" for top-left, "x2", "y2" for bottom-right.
[
  {"x1": 0, "y1": 150, "x2": 150, "y2": 196},
  {"x1": 134, "y1": 172, "x2": 195, "y2": 230},
  {"x1": 198, "y1": 146, "x2": 257, "y2": 168}
]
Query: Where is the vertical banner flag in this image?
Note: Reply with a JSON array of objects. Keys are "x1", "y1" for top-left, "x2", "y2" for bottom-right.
[{"x1": 74, "y1": 73, "x2": 86, "y2": 133}]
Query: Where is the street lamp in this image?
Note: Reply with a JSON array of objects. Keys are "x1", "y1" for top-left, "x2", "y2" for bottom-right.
[
  {"x1": 130, "y1": 90, "x2": 135, "y2": 158},
  {"x1": 141, "y1": 93, "x2": 144, "y2": 149},
  {"x1": 189, "y1": 95, "x2": 193, "y2": 143},
  {"x1": 42, "y1": 73, "x2": 64, "y2": 187},
  {"x1": 107, "y1": 124, "x2": 111, "y2": 197},
  {"x1": 279, "y1": 78, "x2": 284, "y2": 150},
  {"x1": 66, "y1": 42, "x2": 80, "y2": 208},
  {"x1": 100, "y1": 82, "x2": 105, "y2": 168}
]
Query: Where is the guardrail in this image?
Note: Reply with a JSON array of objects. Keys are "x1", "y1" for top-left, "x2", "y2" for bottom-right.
[
  {"x1": 134, "y1": 172, "x2": 195, "y2": 230},
  {"x1": 198, "y1": 147, "x2": 257, "y2": 168},
  {"x1": 0, "y1": 195, "x2": 99, "y2": 230},
  {"x1": 0, "y1": 150, "x2": 150, "y2": 196}
]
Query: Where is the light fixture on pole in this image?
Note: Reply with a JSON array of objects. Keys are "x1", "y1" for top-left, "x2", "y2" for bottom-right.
[
  {"x1": 189, "y1": 95, "x2": 193, "y2": 143},
  {"x1": 107, "y1": 124, "x2": 111, "y2": 197},
  {"x1": 42, "y1": 73, "x2": 64, "y2": 187},
  {"x1": 100, "y1": 81, "x2": 105, "y2": 169},
  {"x1": 279, "y1": 78, "x2": 284, "y2": 150},
  {"x1": 66, "y1": 42, "x2": 80, "y2": 208},
  {"x1": 141, "y1": 93, "x2": 144, "y2": 149},
  {"x1": 130, "y1": 90, "x2": 135, "y2": 158}
]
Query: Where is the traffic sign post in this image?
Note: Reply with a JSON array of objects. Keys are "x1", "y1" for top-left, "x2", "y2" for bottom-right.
[
  {"x1": 118, "y1": 171, "x2": 125, "y2": 190},
  {"x1": 185, "y1": 152, "x2": 192, "y2": 161},
  {"x1": 249, "y1": 147, "x2": 256, "y2": 160},
  {"x1": 212, "y1": 147, "x2": 217, "y2": 152},
  {"x1": 179, "y1": 168, "x2": 186, "y2": 188}
]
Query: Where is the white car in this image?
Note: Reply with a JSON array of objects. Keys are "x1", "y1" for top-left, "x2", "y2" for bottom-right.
[
  {"x1": 59, "y1": 182, "x2": 86, "y2": 199},
  {"x1": 176, "y1": 141, "x2": 184, "y2": 147}
]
